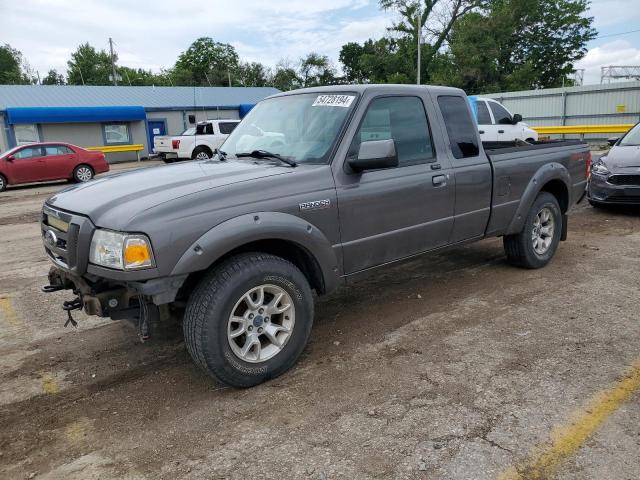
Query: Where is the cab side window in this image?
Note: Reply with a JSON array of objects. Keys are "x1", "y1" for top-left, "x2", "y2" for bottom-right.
[
  {"x1": 476, "y1": 101, "x2": 492, "y2": 125},
  {"x1": 437, "y1": 95, "x2": 480, "y2": 159},
  {"x1": 489, "y1": 102, "x2": 513, "y2": 125},
  {"x1": 14, "y1": 147, "x2": 43, "y2": 159},
  {"x1": 351, "y1": 96, "x2": 435, "y2": 166}
]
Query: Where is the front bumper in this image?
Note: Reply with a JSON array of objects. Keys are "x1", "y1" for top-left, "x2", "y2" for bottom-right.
[
  {"x1": 45, "y1": 266, "x2": 187, "y2": 318},
  {"x1": 587, "y1": 174, "x2": 640, "y2": 205},
  {"x1": 41, "y1": 205, "x2": 187, "y2": 319}
]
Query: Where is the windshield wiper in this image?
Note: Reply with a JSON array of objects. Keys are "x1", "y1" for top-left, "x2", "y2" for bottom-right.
[
  {"x1": 216, "y1": 149, "x2": 228, "y2": 161},
  {"x1": 236, "y1": 150, "x2": 297, "y2": 167}
]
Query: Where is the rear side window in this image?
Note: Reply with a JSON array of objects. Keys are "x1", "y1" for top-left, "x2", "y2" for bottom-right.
[
  {"x1": 489, "y1": 102, "x2": 512, "y2": 125},
  {"x1": 44, "y1": 145, "x2": 72, "y2": 155},
  {"x1": 351, "y1": 96, "x2": 434, "y2": 166},
  {"x1": 219, "y1": 122, "x2": 238, "y2": 135},
  {"x1": 437, "y1": 96, "x2": 479, "y2": 159},
  {"x1": 476, "y1": 101, "x2": 492, "y2": 125}
]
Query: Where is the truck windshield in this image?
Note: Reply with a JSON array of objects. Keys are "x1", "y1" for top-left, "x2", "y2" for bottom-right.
[
  {"x1": 620, "y1": 123, "x2": 640, "y2": 146},
  {"x1": 221, "y1": 92, "x2": 357, "y2": 164}
]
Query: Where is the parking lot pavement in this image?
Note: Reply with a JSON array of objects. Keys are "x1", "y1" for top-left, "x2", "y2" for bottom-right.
[{"x1": 1, "y1": 166, "x2": 639, "y2": 479}]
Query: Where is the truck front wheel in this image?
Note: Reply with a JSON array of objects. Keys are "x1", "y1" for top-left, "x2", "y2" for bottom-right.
[
  {"x1": 183, "y1": 253, "x2": 314, "y2": 387},
  {"x1": 503, "y1": 192, "x2": 562, "y2": 269}
]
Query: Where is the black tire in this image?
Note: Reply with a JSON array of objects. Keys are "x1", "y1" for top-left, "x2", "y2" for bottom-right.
[
  {"x1": 0, "y1": 174, "x2": 6, "y2": 192},
  {"x1": 503, "y1": 192, "x2": 562, "y2": 269},
  {"x1": 183, "y1": 252, "x2": 314, "y2": 388},
  {"x1": 73, "y1": 164, "x2": 94, "y2": 183},
  {"x1": 191, "y1": 146, "x2": 212, "y2": 160}
]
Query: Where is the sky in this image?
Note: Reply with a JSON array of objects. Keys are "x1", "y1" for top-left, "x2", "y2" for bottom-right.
[{"x1": 1, "y1": 0, "x2": 639, "y2": 87}]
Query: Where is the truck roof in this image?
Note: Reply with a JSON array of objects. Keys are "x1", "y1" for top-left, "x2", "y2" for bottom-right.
[{"x1": 269, "y1": 84, "x2": 466, "y2": 99}]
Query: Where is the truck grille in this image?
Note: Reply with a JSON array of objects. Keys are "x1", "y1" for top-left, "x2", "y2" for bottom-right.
[
  {"x1": 42, "y1": 206, "x2": 92, "y2": 273},
  {"x1": 608, "y1": 175, "x2": 640, "y2": 186}
]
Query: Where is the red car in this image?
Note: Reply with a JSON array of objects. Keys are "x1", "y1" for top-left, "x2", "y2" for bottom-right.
[{"x1": 0, "y1": 142, "x2": 109, "y2": 192}]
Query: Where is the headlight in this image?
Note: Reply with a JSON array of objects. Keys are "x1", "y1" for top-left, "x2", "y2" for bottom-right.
[
  {"x1": 591, "y1": 160, "x2": 610, "y2": 176},
  {"x1": 89, "y1": 230, "x2": 155, "y2": 270}
]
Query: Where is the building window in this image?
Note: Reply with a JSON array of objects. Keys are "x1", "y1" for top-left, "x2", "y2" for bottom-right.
[
  {"x1": 103, "y1": 123, "x2": 131, "y2": 144},
  {"x1": 14, "y1": 124, "x2": 40, "y2": 145}
]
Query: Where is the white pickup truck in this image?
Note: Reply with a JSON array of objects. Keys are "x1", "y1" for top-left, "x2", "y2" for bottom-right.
[
  {"x1": 470, "y1": 96, "x2": 538, "y2": 143},
  {"x1": 153, "y1": 119, "x2": 240, "y2": 162}
]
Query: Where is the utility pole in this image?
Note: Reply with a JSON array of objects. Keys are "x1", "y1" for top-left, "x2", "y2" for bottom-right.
[
  {"x1": 416, "y1": 6, "x2": 421, "y2": 85},
  {"x1": 109, "y1": 37, "x2": 118, "y2": 86}
]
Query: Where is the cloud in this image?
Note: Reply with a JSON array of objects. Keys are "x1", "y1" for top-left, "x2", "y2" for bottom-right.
[
  {"x1": 0, "y1": 0, "x2": 388, "y2": 77},
  {"x1": 576, "y1": 40, "x2": 640, "y2": 84},
  {"x1": 587, "y1": 0, "x2": 640, "y2": 29}
]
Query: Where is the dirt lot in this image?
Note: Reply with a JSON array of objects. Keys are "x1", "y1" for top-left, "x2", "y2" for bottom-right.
[{"x1": 1, "y1": 162, "x2": 639, "y2": 480}]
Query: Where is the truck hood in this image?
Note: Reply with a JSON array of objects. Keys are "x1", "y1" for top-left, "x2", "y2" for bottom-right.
[{"x1": 46, "y1": 159, "x2": 291, "y2": 228}]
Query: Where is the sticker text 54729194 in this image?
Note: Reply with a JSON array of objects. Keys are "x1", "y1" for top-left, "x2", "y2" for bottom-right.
[{"x1": 312, "y1": 95, "x2": 355, "y2": 108}]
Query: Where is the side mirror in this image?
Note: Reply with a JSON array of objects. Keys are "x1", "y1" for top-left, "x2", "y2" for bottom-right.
[
  {"x1": 512, "y1": 114, "x2": 523, "y2": 124},
  {"x1": 188, "y1": 114, "x2": 196, "y2": 124},
  {"x1": 607, "y1": 137, "x2": 619, "y2": 147},
  {"x1": 348, "y1": 139, "x2": 398, "y2": 172},
  {"x1": 6, "y1": 155, "x2": 15, "y2": 162}
]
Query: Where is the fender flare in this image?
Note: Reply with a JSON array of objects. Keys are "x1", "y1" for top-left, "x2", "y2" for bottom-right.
[
  {"x1": 170, "y1": 211, "x2": 341, "y2": 293},
  {"x1": 505, "y1": 162, "x2": 571, "y2": 235}
]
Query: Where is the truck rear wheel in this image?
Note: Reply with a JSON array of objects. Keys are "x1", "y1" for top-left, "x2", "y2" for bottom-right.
[
  {"x1": 191, "y1": 146, "x2": 212, "y2": 160},
  {"x1": 183, "y1": 252, "x2": 314, "y2": 388},
  {"x1": 503, "y1": 192, "x2": 562, "y2": 269}
]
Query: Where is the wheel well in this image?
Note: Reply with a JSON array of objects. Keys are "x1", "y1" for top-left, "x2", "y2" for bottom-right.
[
  {"x1": 193, "y1": 145, "x2": 213, "y2": 156},
  {"x1": 180, "y1": 239, "x2": 326, "y2": 299},
  {"x1": 541, "y1": 179, "x2": 569, "y2": 213},
  {"x1": 75, "y1": 163, "x2": 94, "y2": 172}
]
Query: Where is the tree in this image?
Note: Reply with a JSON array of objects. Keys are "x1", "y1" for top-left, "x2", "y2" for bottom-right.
[
  {"x1": 174, "y1": 37, "x2": 239, "y2": 86},
  {"x1": 42, "y1": 69, "x2": 65, "y2": 85},
  {"x1": 449, "y1": 0, "x2": 596, "y2": 92},
  {"x1": 380, "y1": 0, "x2": 487, "y2": 81},
  {"x1": 0, "y1": 44, "x2": 34, "y2": 84},
  {"x1": 298, "y1": 53, "x2": 337, "y2": 87},
  {"x1": 340, "y1": 38, "x2": 414, "y2": 84},
  {"x1": 235, "y1": 61, "x2": 271, "y2": 87},
  {"x1": 271, "y1": 60, "x2": 301, "y2": 91},
  {"x1": 66, "y1": 43, "x2": 114, "y2": 85}
]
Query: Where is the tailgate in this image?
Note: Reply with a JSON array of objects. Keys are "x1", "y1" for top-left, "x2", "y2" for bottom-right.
[{"x1": 154, "y1": 136, "x2": 173, "y2": 151}]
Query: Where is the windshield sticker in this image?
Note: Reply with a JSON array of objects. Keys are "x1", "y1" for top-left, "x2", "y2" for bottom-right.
[{"x1": 312, "y1": 95, "x2": 355, "y2": 108}]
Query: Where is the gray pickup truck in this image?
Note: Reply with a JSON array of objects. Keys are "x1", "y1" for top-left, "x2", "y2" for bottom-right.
[{"x1": 42, "y1": 85, "x2": 590, "y2": 387}]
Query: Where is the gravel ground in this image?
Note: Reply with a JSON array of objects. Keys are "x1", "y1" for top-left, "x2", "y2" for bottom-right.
[{"x1": 0, "y1": 161, "x2": 638, "y2": 480}]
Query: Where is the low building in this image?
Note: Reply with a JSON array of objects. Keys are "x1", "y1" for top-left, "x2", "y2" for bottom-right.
[{"x1": 0, "y1": 85, "x2": 279, "y2": 161}]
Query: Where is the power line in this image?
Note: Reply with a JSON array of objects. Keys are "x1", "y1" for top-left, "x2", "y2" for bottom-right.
[{"x1": 596, "y1": 28, "x2": 640, "y2": 39}]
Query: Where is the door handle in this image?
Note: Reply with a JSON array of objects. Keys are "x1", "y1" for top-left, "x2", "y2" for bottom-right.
[
  {"x1": 498, "y1": 129, "x2": 505, "y2": 134},
  {"x1": 430, "y1": 163, "x2": 441, "y2": 170},
  {"x1": 479, "y1": 130, "x2": 485, "y2": 134},
  {"x1": 432, "y1": 174, "x2": 446, "y2": 186}
]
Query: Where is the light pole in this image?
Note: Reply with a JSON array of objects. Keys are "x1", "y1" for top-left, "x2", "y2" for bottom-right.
[{"x1": 416, "y1": 5, "x2": 422, "y2": 85}]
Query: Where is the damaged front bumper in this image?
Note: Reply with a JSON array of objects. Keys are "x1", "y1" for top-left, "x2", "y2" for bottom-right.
[
  {"x1": 44, "y1": 266, "x2": 187, "y2": 317},
  {"x1": 41, "y1": 204, "x2": 187, "y2": 322},
  {"x1": 43, "y1": 266, "x2": 187, "y2": 338}
]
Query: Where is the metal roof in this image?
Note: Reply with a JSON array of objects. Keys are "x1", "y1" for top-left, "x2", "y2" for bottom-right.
[{"x1": 0, "y1": 85, "x2": 280, "y2": 110}]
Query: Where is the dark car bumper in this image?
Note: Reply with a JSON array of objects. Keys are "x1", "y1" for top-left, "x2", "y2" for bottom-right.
[
  {"x1": 41, "y1": 205, "x2": 186, "y2": 320},
  {"x1": 587, "y1": 174, "x2": 640, "y2": 204}
]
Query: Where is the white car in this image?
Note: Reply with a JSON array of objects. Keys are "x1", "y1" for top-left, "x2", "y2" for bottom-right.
[
  {"x1": 153, "y1": 119, "x2": 240, "y2": 162},
  {"x1": 470, "y1": 96, "x2": 538, "y2": 143}
]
